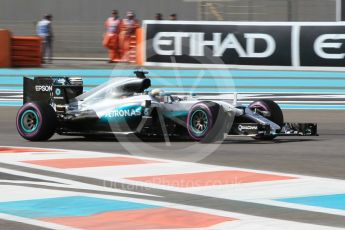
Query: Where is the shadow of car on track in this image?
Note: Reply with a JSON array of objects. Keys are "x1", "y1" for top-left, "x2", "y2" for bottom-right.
[
  {"x1": 47, "y1": 136, "x2": 193, "y2": 143},
  {"x1": 222, "y1": 138, "x2": 322, "y2": 144},
  {"x1": 46, "y1": 136, "x2": 321, "y2": 144}
]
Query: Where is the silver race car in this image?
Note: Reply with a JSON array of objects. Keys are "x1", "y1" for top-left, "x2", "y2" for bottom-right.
[{"x1": 16, "y1": 71, "x2": 317, "y2": 142}]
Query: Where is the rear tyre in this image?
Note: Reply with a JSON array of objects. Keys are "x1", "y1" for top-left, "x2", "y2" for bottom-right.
[
  {"x1": 16, "y1": 102, "x2": 57, "y2": 141},
  {"x1": 187, "y1": 102, "x2": 229, "y2": 143},
  {"x1": 249, "y1": 99, "x2": 284, "y2": 140}
]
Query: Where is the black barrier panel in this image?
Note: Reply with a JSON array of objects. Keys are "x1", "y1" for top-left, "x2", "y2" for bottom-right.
[
  {"x1": 146, "y1": 23, "x2": 292, "y2": 66},
  {"x1": 300, "y1": 26, "x2": 345, "y2": 67}
]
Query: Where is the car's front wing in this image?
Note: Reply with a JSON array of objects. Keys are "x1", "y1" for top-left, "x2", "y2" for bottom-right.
[{"x1": 230, "y1": 123, "x2": 318, "y2": 136}]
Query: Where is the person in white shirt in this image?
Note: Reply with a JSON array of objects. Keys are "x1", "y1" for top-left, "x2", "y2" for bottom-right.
[{"x1": 36, "y1": 14, "x2": 53, "y2": 64}]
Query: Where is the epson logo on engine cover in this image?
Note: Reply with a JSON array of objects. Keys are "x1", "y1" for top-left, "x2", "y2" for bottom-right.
[
  {"x1": 35, "y1": 85, "x2": 52, "y2": 92},
  {"x1": 238, "y1": 125, "x2": 258, "y2": 132}
]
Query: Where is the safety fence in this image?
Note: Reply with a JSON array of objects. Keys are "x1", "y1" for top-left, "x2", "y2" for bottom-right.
[
  {"x1": 0, "y1": 30, "x2": 42, "y2": 68},
  {"x1": 12, "y1": 36, "x2": 42, "y2": 67},
  {"x1": 0, "y1": 30, "x2": 11, "y2": 68}
]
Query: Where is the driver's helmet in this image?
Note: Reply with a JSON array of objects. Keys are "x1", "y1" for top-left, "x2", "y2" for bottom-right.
[
  {"x1": 107, "y1": 89, "x2": 119, "y2": 98},
  {"x1": 150, "y1": 88, "x2": 164, "y2": 97}
]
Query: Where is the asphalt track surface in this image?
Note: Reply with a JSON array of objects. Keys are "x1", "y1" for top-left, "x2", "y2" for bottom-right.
[
  {"x1": 1, "y1": 107, "x2": 345, "y2": 179},
  {"x1": 1, "y1": 106, "x2": 345, "y2": 229}
]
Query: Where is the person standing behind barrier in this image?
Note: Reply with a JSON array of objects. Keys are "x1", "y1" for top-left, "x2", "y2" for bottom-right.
[
  {"x1": 36, "y1": 14, "x2": 53, "y2": 64},
  {"x1": 119, "y1": 11, "x2": 140, "y2": 62},
  {"x1": 170, "y1": 13, "x2": 177, "y2": 20},
  {"x1": 155, "y1": 13, "x2": 163, "y2": 20},
  {"x1": 103, "y1": 10, "x2": 121, "y2": 63}
]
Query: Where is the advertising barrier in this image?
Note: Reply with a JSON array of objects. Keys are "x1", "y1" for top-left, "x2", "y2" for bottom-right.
[
  {"x1": 299, "y1": 26, "x2": 345, "y2": 67},
  {"x1": 143, "y1": 21, "x2": 345, "y2": 69}
]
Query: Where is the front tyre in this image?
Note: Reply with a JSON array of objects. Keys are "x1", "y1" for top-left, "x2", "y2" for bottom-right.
[
  {"x1": 187, "y1": 102, "x2": 230, "y2": 143},
  {"x1": 16, "y1": 102, "x2": 57, "y2": 141},
  {"x1": 249, "y1": 99, "x2": 284, "y2": 140}
]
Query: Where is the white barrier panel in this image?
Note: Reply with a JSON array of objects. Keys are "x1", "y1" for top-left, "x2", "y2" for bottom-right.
[{"x1": 143, "y1": 20, "x2": 345, "y2": 69}]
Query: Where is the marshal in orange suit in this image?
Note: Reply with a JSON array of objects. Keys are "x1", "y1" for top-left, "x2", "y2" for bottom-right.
[
  {"x1": 119, "y1": 11, "x2": 140, "y2": 62},
  {"x1": 103, "y1": 10, "x2": 121, "y2": 63}
]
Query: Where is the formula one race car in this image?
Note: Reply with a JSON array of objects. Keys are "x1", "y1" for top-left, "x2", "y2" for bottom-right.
[{"x1": 16, "y1": 71, "x2": 317, "y2": 142}]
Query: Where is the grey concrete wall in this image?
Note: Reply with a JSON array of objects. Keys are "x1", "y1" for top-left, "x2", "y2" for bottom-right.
[
  {"x1": 0, "y1": 0, "x2": 338, "y2": 57},
  {"x1": 201, "y1": 0, "x2": 337, "y2": 21},
  {"x1": 0, "y1": 0, "x2": 199, "y2": 57}
]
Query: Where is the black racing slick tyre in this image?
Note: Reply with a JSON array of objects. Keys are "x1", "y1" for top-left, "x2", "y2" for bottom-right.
[
  {"x1": 249, "y1": 99, "x2": 284, "y2": 140},
  {"x1": 16, "y1": 102, "x2": 57, "y2": 141},
  {"x1": 187, "y1": 102, "x2": 231, "y2": 143}
]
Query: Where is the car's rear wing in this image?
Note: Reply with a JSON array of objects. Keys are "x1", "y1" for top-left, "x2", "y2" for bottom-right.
[{"x1": 23, "y1": 77, "x2": 83, "y2": 105}]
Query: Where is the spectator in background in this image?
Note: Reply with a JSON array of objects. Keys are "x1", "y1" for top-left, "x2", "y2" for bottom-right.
[
  {"x1": 170, "y1": 13, "x2": 177, "y2": 20},
  {"x1": 103, "y1": 10, "x2": 121, "y2": 63},
  {"x1": 36, "y1": 14, "x2": 53, "y2": 64},
  {"x1": 155, "y1": 13, "x2": 163, "y2": 20},
  {"x1": 119, "y1": 10, "x2": 140, "y2": 62}
]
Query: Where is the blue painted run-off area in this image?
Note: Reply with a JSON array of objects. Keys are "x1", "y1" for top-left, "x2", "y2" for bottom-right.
[
  {"x1": 0, "y1": 69, "x2": 345, "y2": 78},
  {"x1": 1, "y1": 77, "x2": 345, "y2": 88},
  {"x1": 0, "y1": 69, "x2": 345, "y2": 94},
  {"x1": 0, "y1": 68, "x2": 345, "y2": 108},
  {"x1": 0, "y1": 196, "x2": 159, "y2": 218},
  {"x1": 276, "y1": 194, "x2": 345, "y2": 211}
]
